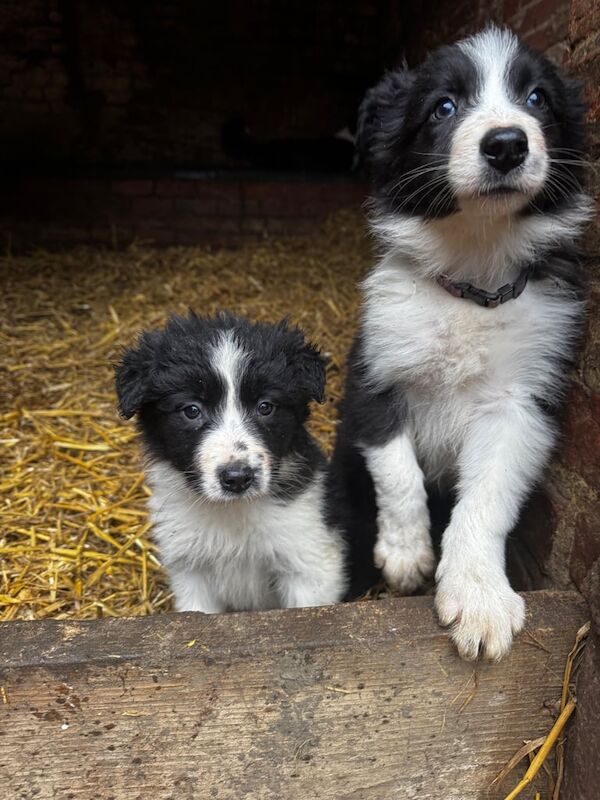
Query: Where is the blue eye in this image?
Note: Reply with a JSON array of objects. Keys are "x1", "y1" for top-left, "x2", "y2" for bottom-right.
[
  {"x1": 526, "y1": 88, "x2": 546, "y2": 109},
  {"x1": 433, "y1": 98, "x2": 457, "y2": 120}
]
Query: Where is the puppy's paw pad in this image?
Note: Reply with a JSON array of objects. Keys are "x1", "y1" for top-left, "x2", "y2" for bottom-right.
[
  {"x1": 375, "y1": 536, "x2": 435, "y2": 594},
  {"x1": 435, "y1": 575, "x2": 525, "y2": 662}
]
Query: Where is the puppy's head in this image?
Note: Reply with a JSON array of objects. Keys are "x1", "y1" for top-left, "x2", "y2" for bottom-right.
[
  {"x1": 115, "y1": 313, "x2": 325, "y2": 503},
  {"x1": 358, "y1": 26, "x2": 585, "y2": 218}
]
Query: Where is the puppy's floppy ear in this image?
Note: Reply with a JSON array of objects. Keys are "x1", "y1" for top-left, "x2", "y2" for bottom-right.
[
  {"x1": 356, "y1": 65, "x2": 415, "y2": 170},
  {"x1": 296, "y1": 340, "x2": 327, "y2": 404},
  {"x1": 114, "y1": 331, "x2": 159, "y2": 420}
]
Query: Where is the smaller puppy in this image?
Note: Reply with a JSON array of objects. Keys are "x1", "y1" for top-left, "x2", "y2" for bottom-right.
[{"x1": 115, "y1": 312, "x2": 346, "y2": 613}]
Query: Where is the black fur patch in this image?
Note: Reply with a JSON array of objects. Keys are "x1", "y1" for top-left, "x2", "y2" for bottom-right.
[
  {"x1": 357, "y1": 32, "x2": 586, "y2": 220},
  {"x1": 326, "y1": 334, "x2": 408, "y2": 597},
  {"x1": 115, "y1": 312, "x2": 326, "y2": 499}
]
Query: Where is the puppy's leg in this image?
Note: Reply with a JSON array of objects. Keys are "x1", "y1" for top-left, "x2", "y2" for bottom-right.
[
  {"x1": 364, "y1": 432, "x2": 435, "y2": 593},
  {"x1": 170, "y1": 569, "x2": 225, "y2": 613},
  {"x1": 435, "y1": 399, "x2": 554, "y2": 661},
  {"x1": 279, "y1": 574, "x2": 341, "y2": 609}
]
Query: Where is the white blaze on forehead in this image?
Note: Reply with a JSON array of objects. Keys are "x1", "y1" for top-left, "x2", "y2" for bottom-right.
[
  {"x1": 212, "y1": 329, "x2": 247, "y2": 409},
  {"x1": 448, "y1": 27, "x2": 548, "y2": 200},
  {"x1": 196, "y1": 330, "x2": 271, "y2": 500},
  {"x1": 458, "y1": 27, "x2": 519, "y2": 111}
]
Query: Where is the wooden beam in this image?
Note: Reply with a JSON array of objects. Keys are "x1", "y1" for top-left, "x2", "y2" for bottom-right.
[{"x1": 0, "y1": 591, "x2": 588, "y2": 800}]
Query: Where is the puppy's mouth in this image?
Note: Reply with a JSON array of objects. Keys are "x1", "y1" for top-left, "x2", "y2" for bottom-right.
[{"x1": 478, "y1": 185, "x2": 521, "y2": 197}]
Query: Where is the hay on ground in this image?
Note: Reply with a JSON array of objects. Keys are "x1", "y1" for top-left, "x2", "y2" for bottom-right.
[{"x1": 0, "y1": 211, "x2": 371, "y2": 621}]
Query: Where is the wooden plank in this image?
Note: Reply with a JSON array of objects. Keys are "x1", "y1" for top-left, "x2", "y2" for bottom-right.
[{"x1": 0, "y1": 591, "x2": 588, "y2": 800}]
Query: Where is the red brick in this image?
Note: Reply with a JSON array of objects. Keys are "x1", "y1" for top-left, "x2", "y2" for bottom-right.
[
  {"x1": 561, "y1": 385, "x2": 600, "y2": 486},
  {"x1": 132, "y1": 224, "x2": 177, "y2": 246},
  {"x1": 130, "y1": 195, "x2": 174, "y2": 218},
  {"x1": 155, "y1": 179, "x2": 196, "y2": 197},
  {"x1": 174, "y1": 218, "x2": 242, "y2": 246},
  {"x1": 193, "y1": 183, "x2": 242, "y2": 216},
  {"x1": 525, "y1": 26, "x2": 561, "y2": 53},
  {"x1": 504, "y1": 0, "x2": 526, "y2": 20},
  {"x1": 89, "y1": 195, "x2": 133, "y2": 220},
  {"x1": 569, "y1": 0, "x2": 600, "y2": 44},
  {"x1": 570, "y1": 506, "x2": 600, "y2": 590},
  {"x1": 174, "y1": 192, "x2": 241, "y2": 218},
  {"x1": 241, "y1": 217, "x2": 314, "y2": 237},
  {"x1": 243, "y1": 181, "x2": 367, "y2": 218},
  {"x1": 89, "y1": 225, "x2": 135, "y2": 246},
  {"x1": 111, "y1": 179, "x2": 154, "y2": 196},
  {"x1": 514, "y1": 0, "x2": 567, "y2": 30}
]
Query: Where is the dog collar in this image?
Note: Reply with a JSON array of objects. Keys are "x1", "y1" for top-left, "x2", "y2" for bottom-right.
[{"x1": 436, "y1": 266, "x2": 531, "y2": 308}]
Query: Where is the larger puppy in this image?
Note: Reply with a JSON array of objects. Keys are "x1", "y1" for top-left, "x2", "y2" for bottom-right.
[{"x1": 327, "y1": 27, "x2": 591, "y2": 660}]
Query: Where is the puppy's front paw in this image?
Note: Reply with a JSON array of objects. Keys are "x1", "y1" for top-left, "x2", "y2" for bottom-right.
[
  {"x1": 435, "y1": 569, "x2": 526, "y2": 661},
  {"x1": 374, "y1": 525, "x2": 435, "y2": 594}
]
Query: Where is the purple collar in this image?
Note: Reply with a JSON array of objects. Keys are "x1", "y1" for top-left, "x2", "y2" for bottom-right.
[{"x1": 436, "y1": 266, "x2": 531, "y2": 308}]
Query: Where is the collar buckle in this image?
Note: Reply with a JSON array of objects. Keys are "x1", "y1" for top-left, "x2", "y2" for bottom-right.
[{"x1": 437, "y1": 268, "x2": 531, "y2": 308}]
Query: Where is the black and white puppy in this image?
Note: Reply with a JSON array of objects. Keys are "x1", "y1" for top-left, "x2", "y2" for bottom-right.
[
  {"x1": 116, "y1": 312, "x2": 346, "y2": 613},
  {"x1": 327, "y1": 27, "x2": 591, "y2": 660}
]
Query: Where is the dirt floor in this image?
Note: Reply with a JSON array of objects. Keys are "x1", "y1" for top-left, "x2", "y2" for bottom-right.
[{"x1": 0, "y1": 211, "x2": 372, "y2": 621}]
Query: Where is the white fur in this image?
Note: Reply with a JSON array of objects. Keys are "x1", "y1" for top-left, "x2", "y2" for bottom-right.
[
  {"x1": 362, "y1": 192, "x2": 589, "y2": 660},
  {"x1": 198, "y1": 332, "x2": 271, "y2": 501},
  {"x1": 373, "y1": 196, "x2": 591, "y2": 286},
  {"x1": 362, "y1": 433, "x2": 435, "y2": 593},
  {"x1": 147, "y1": 460, "x2": 346, "y2": 613},
  {"x1": 450, "y1": 28, "x2": 549, "y2": 203}
]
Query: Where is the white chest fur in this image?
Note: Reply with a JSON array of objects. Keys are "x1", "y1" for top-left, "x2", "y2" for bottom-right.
[
  {"x1": 146, "y1": 461, "x2": 345, "y2": 612},
  {"x1": 361, "y1": 255, "x2": 583, "y2": 480}
]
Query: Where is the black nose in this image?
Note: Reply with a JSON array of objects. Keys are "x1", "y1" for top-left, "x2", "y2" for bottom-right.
[
  {"x1": 480, "y1": 127, "x2": 529, "y2": 174},
  {"x1": 219, "y1": 463, "x2": 255, "y2": 494}
]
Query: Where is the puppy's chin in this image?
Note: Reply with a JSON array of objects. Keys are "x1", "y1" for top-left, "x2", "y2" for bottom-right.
[
  {"x1": 455, "y1": 188, "x2": 531, "y2": 217},
  {"x1": 198, "y1": 480, "x2": 270, "y2": 505},
  {"x1": 450, "y1": 153, "x2": 550, "y2": 217}
]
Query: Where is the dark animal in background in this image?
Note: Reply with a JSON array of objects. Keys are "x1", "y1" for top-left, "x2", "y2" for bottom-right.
[
  {"x1": 221, "y1": 117, "x2": 356, "y2": 171},
  {"x1": 116, "y1": 312, "x2": 346, "y2": 613},
  {"x1": 327, "y1": 26, "x2": 591, "y2": 660}
]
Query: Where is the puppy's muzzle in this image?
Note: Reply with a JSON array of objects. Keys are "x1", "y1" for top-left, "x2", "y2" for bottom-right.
[
  {"x1": 480, "y1": 127, "x2": 528, "y2": 174},
  {"x1": 218, "y1": 461, "x2": 256, "y2": 495}
]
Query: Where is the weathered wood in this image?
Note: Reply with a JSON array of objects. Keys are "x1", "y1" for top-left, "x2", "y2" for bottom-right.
[{"x1": 0, "y1": 591, "x2": 588, "y2": 800}]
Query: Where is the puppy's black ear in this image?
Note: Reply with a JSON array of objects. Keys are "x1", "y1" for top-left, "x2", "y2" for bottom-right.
[
  {"x1": 356, "y1": 65, "x2": 415, "y2": 170},
  {"x1": 114, "y1": 332, "x2": 158, "y2": 420},
  {"x1": 297, "y1": 341, "x2": 327, "y2": 404}
]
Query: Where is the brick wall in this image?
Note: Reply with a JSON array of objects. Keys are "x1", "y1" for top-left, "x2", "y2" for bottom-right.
[
  {"x1": 0, "y1": 0, "x2": 579, "y2": 173},
  {"x1": 400, "y1": 0, "x2": 571, "y2": 63},
  {"x1": 404, "y1": 0, "x2": 569, "y2": 63},
  {"x1": 561, "y1": 2, "x2": 600, "y2": 792},
  {"x1": 0, "y1": 175, "x2": 368, "y2": 249},
  {"x1": 0, "y1": 1, "x2": 395, "y2": 170}
]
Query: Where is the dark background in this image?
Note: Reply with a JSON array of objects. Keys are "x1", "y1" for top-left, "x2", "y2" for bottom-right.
[{"x1": 0, "y1": 0, "x2": 571, "y2": 172}]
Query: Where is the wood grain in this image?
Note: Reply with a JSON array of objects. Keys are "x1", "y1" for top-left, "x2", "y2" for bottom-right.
[{"x1": 0, "y1": 591, "x2": 588, "y2": 800}]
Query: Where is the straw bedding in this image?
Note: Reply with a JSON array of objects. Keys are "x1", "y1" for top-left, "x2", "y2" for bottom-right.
[
  {"x1": 0, "y1": 211, "x2": 371, "y2": 621},
  {"x1": 1, "y1": 209, "x2": 588, "y2": 797}
]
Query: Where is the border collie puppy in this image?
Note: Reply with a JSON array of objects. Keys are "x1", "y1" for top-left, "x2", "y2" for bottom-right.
[
  {"x1": 116, "y1": 312, "x2": 346, "y2": 613},
  {"x1": 327, "y1": 27, "x2": 591, "y2": 660}
]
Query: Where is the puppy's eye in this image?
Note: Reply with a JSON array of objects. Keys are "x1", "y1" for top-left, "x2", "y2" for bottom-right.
[
  {"x1": 526, "y1": 88, "x2": 546, "y2": 109},
  {"x1": 182, "y1": 404, "x2": 201, "y2": 420},
  {"x1": 257, "y1": 401, "x2": 274, "y2": 417},
  {"x1": 432, "y1": 98, "x2": 457, "y2": 120}
]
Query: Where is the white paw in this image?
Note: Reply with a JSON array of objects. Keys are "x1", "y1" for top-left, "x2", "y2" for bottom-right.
[
  {"x1": 374, "y1": 527, "x2": 435, "y2": 594},
  {"x1": 435, "y1": 568, "x2": 526, "y2": 661}
]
